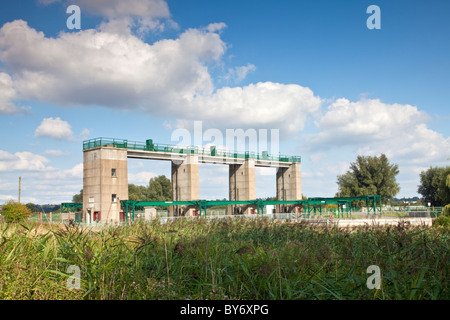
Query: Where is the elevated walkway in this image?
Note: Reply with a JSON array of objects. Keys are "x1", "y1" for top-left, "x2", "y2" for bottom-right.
[{"x1": 83, "y1": 137, "x2": 301, "y2": 168}]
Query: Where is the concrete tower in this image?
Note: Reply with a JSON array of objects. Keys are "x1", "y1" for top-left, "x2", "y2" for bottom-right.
[{"x1": 83, "y1": 146, "x2": 128, "y2": 223}]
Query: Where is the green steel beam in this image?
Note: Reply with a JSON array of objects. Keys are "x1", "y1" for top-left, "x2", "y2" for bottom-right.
[{"x1": 60, "y1": 202, "x2": 82, "y2": 213}]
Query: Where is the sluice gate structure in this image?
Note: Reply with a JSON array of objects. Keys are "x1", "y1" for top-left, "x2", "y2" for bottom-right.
[
  {"x1": 81, "y1": 137, "x2": 382, "y2": 223},
  {"x1": 82, "y1": 137, "x2": 303, "y2": 223}
]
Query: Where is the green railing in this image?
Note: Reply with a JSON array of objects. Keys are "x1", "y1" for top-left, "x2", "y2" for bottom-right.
[{"x1": 83, "y1": 137, "x2": 301, "y2": 163}]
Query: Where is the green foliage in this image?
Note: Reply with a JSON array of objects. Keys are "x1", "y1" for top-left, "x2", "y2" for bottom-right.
[
  {"x1": 129, "y1": 175, "x2": 171, "y2": 202},
  {"x1": 433, "y1": 215, "x2": 450, "y2": 230},
  {"x1": 128, "y1": 184, "x2": 148, "y2": 201},
  {"x1": 25, "y1": 203, "x2": 38, "y2": 213},
  {"x1": 147, "y1": 175, "x2": 171, "y2": 201},
  {"x1": 1, "y1": 200, "x2": 31, "y2": 223},
  {"x1": 418, "y1": 166, "x2": 450, "y2": 206},
  {"x1": 438, "y1": 170, "x2": 450, "y2": 205},
  {"x1": 442, "y1": 204, "x2": 450, "y2": 217},
  {"x1": 337, "y1": 154, "x2": 400, "y2": 203},
  {"x1": 72, "y1": 189, "x2": 83, "y2": 203},
  {"x1": 1, "y1": 219, "x2": 448, "y2": 300}
]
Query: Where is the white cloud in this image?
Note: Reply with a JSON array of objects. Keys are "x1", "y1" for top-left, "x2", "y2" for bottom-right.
[
  {"x1": 255, "y1": 167, "x2": 276, "y2": 176},
  {"x1": 204, "y1": 22, "x2": 227, "y2": 33},
  {"x1": 128, "y1": 171, "x2": 158, "y2": 184},
  {"x1": 39, "y1": 0, "x2": 174, "y2": 35},
  {"x1": 183, "y1": 82, "x2": 322, "y2": 134},
  {"x1": 308, "y1": 97, "x2": 450, "y2": 164},
  {"x1": 298, "y1": 97, "x2": 450, "y2": 198},
  {"x1": 221, "y1": 63, "x2": 256, "y2": 84},
  {"x1": 44, "y1": 149, "x2": 70, "y2": 157},
  {"x1": 74, "y1": 0, "x2": 170, "y2": 20},
  {"x1": 0, "y1": 72, "x2": 28, "y2": 114},
  {"x1": 80, "y1": 128, "x2": 90, "y2": 140},
  {"x1": 313, "y1": 98, "x2": 429, "y2": 144},
  {"x1": 0, "y1": 150, "x2": 50, "y2": 172},
  {"x1": 0, "y1": 20, "x2": 323, "y2": 134},
  {"x1": 0, "y1": 160, "x2": 83, "y2": 204},
  {"x1": 35, "y1": 117, "x2": 74, "y2": 140},
  {"x1": 0, "y1": 20, "x2": 223, "y2": 110}
]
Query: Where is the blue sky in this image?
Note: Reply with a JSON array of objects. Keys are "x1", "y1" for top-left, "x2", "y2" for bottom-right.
[{"x1": 0, "y1": 0, "x2": 449, "y2": 204}]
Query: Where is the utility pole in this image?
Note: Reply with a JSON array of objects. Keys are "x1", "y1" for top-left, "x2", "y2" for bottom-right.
[{"x1": 18, "y1": 176, "x2": 21, "y2": 203}]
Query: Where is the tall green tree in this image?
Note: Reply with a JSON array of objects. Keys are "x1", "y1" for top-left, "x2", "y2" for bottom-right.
[
  {"x1": 128, "y1": 184, "x2": 148, "y2": 201},
  {"x1": 128, "y1": 175, "x2": 172, "y2": 201},
  {"x1": 336, "y1": 154, "x2": 400, "y2": 203},
  {"x1": 439, "y1": 168, "x2": 450, "y2": 205},
  {"x1": 147, "y1": 175, "x2": 172, "y2": 201},
  {"x1": 418, "y1": 166, "x2": 450, "y2": 206}
]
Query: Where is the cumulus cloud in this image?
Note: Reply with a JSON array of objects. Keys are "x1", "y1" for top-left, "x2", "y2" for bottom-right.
[
  {"x1": 39, "y1": 0, "x2": 174, "y2": 35},
  {"x1": 0, "y1": 160, "x2": 83, "y2": 204},
  {"x1": 221, "y1": 63, "x2": 256, "y2": 84},
  {"x1": 183, "y1": 82, "x2": 322, "y2": 134},
  {"x1": 0, "y1": 20, "x2": 223, "y2": 110},
  {"x1": 73, "y1": 0, "x2": 170, "y2": 19},
  {"x1": 128, "y1": 171, "x2": 158, "y2": 184},
  {"x1": 35, "y1": 117, "x2": 74, "y2": 140},
  {"x1": 0, "y1": 150, "x2": 50, "y2": 172},
  {"x1": 0, "y1": 72, "x2": 27, "y2": 114},
  {"x1": 308, "y1": 97, "x2": 450, "y2": 164},
  {"x1": 0, "y1": 20, "x2": 322, "y2": 134}
]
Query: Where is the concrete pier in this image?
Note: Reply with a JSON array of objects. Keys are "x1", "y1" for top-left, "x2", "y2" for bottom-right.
[
  {"x1": 229, "y1": 159, "x2": 256, "y2": 214},
  {"x1": 276, "y1": 163, "x2": 302, "y2": 213},
  {"x1": 171, "y1": 155, "x2": 200, "y2": 216}
]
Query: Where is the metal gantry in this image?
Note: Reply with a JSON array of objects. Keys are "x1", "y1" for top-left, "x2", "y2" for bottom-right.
[
  {"x1": 119, "y1": 195, "x2": 382, "y2": 222},
  {"x1": 60, "y1": 202, "x2": 83, "y2": 222}
]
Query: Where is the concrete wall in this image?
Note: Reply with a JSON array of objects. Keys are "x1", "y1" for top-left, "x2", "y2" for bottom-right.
[
  {"x1": 83, "y1": 147, "x2": 128, "y2": 223},
  {"x1": 276, "y1": 162, "x2": 302, "y2": 213}
]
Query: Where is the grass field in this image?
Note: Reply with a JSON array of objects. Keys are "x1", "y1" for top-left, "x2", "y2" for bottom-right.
[{"x1": 0, "y1": 218, "x2": 448, "y2": 300}]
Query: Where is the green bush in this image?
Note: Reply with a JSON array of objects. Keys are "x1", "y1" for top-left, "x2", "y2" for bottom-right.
[
  {"x1": 1, "y1": 200, "x2": 31, "y2": 223},
  {"x1": 442, "y1": 204, "x2": 450, "y2": 217},
  {"x1": 433, "y1": 215, "x2": 450, "y2": 229}
]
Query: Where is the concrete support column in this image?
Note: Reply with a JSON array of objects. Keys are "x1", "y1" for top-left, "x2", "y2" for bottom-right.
[
  {"x1": 276, "y1": 162, "x2": 302, "y2": 213},
  {"x1": 171, "y1": 155, "x2": 200, "y2": 216},
  {"x1": 83, "y1": 147, "x2": 128, "y2": 223},
  {"x1": 229, "y1": 159, "x2": 256, "y2": 214}
]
